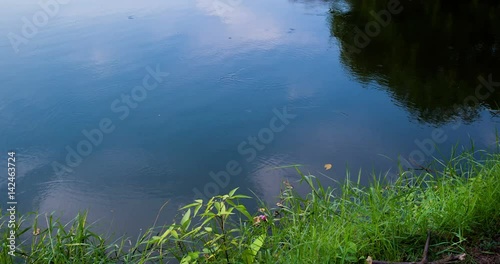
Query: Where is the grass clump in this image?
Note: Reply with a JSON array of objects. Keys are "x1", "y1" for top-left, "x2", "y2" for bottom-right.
[
  {"x1": 260, "y1": 152, "x2": 500, "y2": 263},
  {"x1": 1, "y1": 151, "x2": 499, "y2": 263}
]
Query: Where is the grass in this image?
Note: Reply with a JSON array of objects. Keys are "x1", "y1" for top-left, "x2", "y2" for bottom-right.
[{"x1": 1, "y1": 150, "x2": 499, "y2": 263}]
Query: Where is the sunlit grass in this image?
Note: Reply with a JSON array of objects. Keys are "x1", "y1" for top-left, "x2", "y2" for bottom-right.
[
  {"x1": 259, "y1": 151, "x2": 500, "y2": 263},
  {"x1": 1, "y1": 150, "x2": 499, "y2": 263}
]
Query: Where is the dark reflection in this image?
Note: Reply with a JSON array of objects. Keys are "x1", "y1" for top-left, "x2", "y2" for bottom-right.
[{"x1": 330, "y1": 0, "x2": 500, "y2": 124}]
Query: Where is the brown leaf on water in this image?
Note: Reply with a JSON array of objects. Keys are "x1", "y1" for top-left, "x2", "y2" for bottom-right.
[{"x1": 324, "y1": 164, "x2": 332, "y2": 170}]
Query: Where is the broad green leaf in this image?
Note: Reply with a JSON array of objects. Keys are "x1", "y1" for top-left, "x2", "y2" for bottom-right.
[
  {"x1": 232, "y1": 194, "x2": 252, "y2": 199},
  {"x1": 214, "y1": 201, "x2": 221, "y2": 212},
  {"x1": 200, "y1": 211, "x2": 216, "y2": 218},
  {"x1": 226, "y1": 200, "x2": 236, "y2": 206},
  {"x1": 243, "y1": 234, "x2": 266, "y2": 264},
  {"x1": 181, "y1": 200, "x2": 202, "y2": 210},
  {"x1": 180, "y1": 209, "x2": 191, "y2": 229},
  {"x1": 180, "y1": 255, "x2": 192, "y2": 264},
  {"x1": 201, "y1": 215, "x2": 215, "y2": 227},
  {"x1": 156, "y1": 226, "x2": 174, "y2": 244},
  {"x1": 171, "y1": 230, "x2": 179, "y2": 239},
  {"x1": 194, "y1": 203, "x2": 202, "y2": 217},
  {"x1": 184, "y1": 226, "x2": 202, "y2": 238},
  {"x1": 234, "y1": 205, "x2": 253, "y2": 221},
  {"x1": 228, "y1": 187, "x2": 239, "y2": 197},
  {"x1": 220, "y1": 201, "x2": 227, "y2": 214},
  {"x1": 149, "y1": 236, "x2": 161, "y2": 244},
  {"x1": 250, "y1": 234, "x2": 266, "y2": 255},
  {"x1": 218, "y1": 211, "x2": 234, "y2": 216},
  {"x1": 181, "y1": 251, "x2": 199, "y2": 264}
]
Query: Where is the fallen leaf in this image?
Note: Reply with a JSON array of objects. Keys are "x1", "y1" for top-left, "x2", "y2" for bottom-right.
[{"x1": 324, "y1": 164, "x2": 332, "y2": 170}]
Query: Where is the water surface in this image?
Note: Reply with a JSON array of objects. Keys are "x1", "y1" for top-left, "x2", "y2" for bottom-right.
[{"x1": 0, "y1": 0, "x2": 499, "y2": 234}]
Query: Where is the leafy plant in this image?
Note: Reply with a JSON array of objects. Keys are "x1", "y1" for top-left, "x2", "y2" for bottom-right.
[{"x1": 149, "y1": 188, "x2": 267, "y2": 263}]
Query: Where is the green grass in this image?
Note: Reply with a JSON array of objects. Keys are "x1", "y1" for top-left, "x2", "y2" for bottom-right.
[
  {"x1": 1, "y1": 150, "x2": 499, "y2": 263},
  {"x1": 260, "y1": 152, "x2": 500, "y2": 263}
]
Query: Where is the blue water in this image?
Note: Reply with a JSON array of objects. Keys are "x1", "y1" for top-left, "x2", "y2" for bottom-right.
[{"x1": 0, "y1": 0, "x2": 499, "y2": 234}]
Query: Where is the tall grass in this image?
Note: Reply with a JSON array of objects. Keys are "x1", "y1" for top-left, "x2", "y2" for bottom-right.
[
  {"x1": 1, "y1": 151, "x2": 499, "y2": 263},
  {"x1": 259, "y1": 151, "x2": 500, "y2": 263}
]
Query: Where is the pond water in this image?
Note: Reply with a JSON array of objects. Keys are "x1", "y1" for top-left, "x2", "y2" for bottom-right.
[{"x1": 1, "y1": 0, "x2": 499, "y2": 235}]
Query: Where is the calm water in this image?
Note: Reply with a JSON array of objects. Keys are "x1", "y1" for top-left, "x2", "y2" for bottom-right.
[{"x1": 1, "y1": 0, "x2": 499, "y2": 235}]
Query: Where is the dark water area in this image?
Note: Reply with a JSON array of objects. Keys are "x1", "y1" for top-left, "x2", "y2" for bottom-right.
[
  {"x1": 0, "y1": 0, "x2": 499, "y2": 235},
  {"x1": 331, "y1": 0, "x2": 500, "y2": 124}
]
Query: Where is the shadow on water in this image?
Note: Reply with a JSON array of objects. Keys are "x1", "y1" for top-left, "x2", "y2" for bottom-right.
[{"x1": 330, "y1": 0, "x2": 500, "y2": 124}]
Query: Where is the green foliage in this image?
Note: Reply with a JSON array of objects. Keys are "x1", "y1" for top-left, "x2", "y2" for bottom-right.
[
  {"x1": 242, "y1": 234, "x2": 266, "y2": 264},
  {"x1": 0, "y1": 212, "x2": 114, "y2": 263},
  {"x1": 259, "y1": 151, "x2": 500, "y2": 263},
  {"x1": 148, "y1": 188, "x2": 266, "y2": 263},
  {"x1": 1, "y1": 152, "x2": 499, "y2": 263}
]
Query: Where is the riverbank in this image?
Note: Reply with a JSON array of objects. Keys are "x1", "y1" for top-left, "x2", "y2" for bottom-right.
[{"x1": 1, "y1": 151, "x2": 499, "y2": 263}]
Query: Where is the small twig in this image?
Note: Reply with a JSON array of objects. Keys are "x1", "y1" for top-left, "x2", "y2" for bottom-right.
[
  {"x1": 421, "y1": 230, "x2": 431, "y2": 263},
  {"x1": 409, "y1": 159, "x2": 435, "y2": 174}
]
